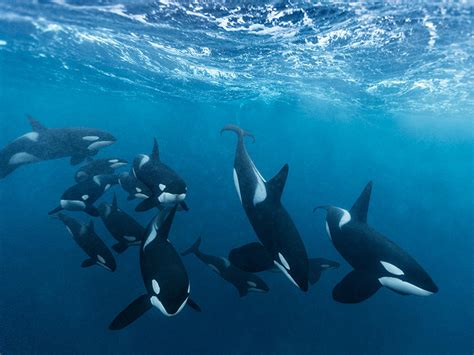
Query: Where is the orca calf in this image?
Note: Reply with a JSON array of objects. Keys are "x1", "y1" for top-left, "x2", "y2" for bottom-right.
[
  {"x1": 0, "y1": 116, "x2": 116, "y2": 179},
  {"x1": 56, "y1": 213, "x2": 116, "y2": 271},
  {"x1": 98, "y1": 194, "x2": 145, "y2": 254},
  {"x1": 182, "y1": 237, "x2": 269, "y2": 297},
  {"x1": 221, "y1": 125, "x2": 309, "y2": 291},
  {"x1": 109, "y1": 206, "x2": 200, "y2": 330},
  {"x1": 75, "y1": 158, "x2": 127, "y2": 183},
  {"x1": 48, "y1": 175, "x2": 118, "y2": 217},
  {"x1": 229, "y1": 242, "x2": 339, "y2": 286},
  {"x1": 118, "y1": 171, "x2": 153, "y2": 201},
  {"x1": 315, "y1": 181, "x2": 438, "y2": 303},
  {"x1": 132, "y1": 139, "x2": 189, "y2": 212}
]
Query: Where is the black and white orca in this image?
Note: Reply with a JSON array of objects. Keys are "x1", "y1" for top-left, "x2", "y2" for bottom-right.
[
  {"x1": 48, "y1": 175, "x2": 118, "y2": 217},
  {"x1": 56, "y1": 213, "x2": 116, "y2": 271},
  {"x1": 98, "y1": 194, "x2": 145, "y2": 254},
  {"x1": 118, "y1": 171, "x2": 153, "y2": 201},
  {"x1": 75, "y1": 158, "x2": 127, "y2": 183},
  {"x1": 109, "y1": 206, "x2": 200, "y2": 330},
  {"x1": 221, "y1": 125, "x2": 309, "y2": 291},
  {"x1": 182, "y1": 237, "x2": 269, "y2": 297},
  {"x1": 315, "y1": 181, "x2": 439, "y2": 303},
  {"x1": 0, "y1": 116, "x2": 116, "y2": 179},
  {"x1": 228, "y1": 242, "x2": 339, "y2": 286},
  {"x1": 132, "y1": 139, "x2": 189, "y2": 212}
]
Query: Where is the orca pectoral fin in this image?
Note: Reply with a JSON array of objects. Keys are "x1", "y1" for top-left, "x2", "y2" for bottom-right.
[
  {"x1": 70, "y1": 155, "x2": 86, "y2": 166},
  {"x1": 48, "y1": 206, "x2": 63, "y2": 215},
  {"x1": 84, "y1": 205, "x2": 100, "y2": 217},
  {"x1": 332, "y1": 270, "x2": 381, "y2": 304},
  {"x1": 81, "y1": 258, "x2": 96, "y2": 268},
  {"x1": 238, "y1": 286, "x2": 249, "y2": 298},
  {"x1": 112, "y1": 242, "x2": 129, "y2": 254},
  {"x1": 308, "y1": 269, "x2": 322, "y2": 285},
  {"x1": 179, "y1": 201, "x2": 189, "y2": 211},
  {"x1": 308, "y1": 258, "x2": 340, "y2": 285},
  {"x1": 187, "y1": 298, "x2": 202, "y2": 312},
  {"x1": 109, "y1": 294, "x2": 152, "y2": 331},
  {"x1": 135, "y1": 197, "x2": 156, "y2": 212}
]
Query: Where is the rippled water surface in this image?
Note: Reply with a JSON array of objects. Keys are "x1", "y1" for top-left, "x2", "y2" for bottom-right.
[{"x1": 0, "y1": 1, "x2": 473, "y2": 354}]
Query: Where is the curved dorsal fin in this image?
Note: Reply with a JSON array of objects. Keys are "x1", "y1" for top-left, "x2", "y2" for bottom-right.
[
  {"x1": 151, "y1": 138, "x2": 160, "y2": 161},
  {"x1": 267, "y1": 164, "x2": 289, "y2": 202},
  {"x1": 27, "y1": 115, "x2": 47, "y2": 132},
  {"x1": 350, "y1": 181, "x2": 373, "y2": 223}
]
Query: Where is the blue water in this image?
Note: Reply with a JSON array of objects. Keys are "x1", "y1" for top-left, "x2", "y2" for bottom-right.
[{"x1": 0, "y1": 1, "x2": 473, "y2": 354}]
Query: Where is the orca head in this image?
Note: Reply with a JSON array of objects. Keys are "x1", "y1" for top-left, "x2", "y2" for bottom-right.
[
  {"x1": 148, "y1": 278, "x2": 190, "y2": 317},
  {"x1": 378, "y1": 260, "x2": 438, "y2": 296},
  {"x1": 316, "y1": 206, "x2": 352, "y2": 241},
  {"x1": 108, "y1": 158, "x2": 128, "y2": 169},
  {"x1": 57, "y1": 213, "x2": 82, "y2": 236},
  {"x1": 246, "y1": 277, "x2": 270, "y2": 294},
  {"x1": 96, "y1": 253, "x2": 117, "y2": 272},
  {"x1": 157, "y1": 180, "x2": 187, "y2": 205},
  {"x1": 82, "y1": 130, "x2": 116, "y2": 152},
  {"x1": 273, "y1": 251, "x2": 309, "y2": 292}
]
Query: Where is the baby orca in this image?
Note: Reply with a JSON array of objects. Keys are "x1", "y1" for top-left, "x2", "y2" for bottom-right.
[
  {"x1": 118, "y1": 171, "x2": 153, "y2": 201},
  {"x1": 182, "y1": 237, "x2": 269, "y2": 297},
  {"x1": 0, "y1": 116, "x2": 116, "y2": 179},
  {"x1": 75, "y1": 158, "x2": 127, "y2": 183},
  {"x1": 315, "y1": 181, "x2": 439, "y2": 303},
  {"x1": 109, "y1": 206, "x2": 200, "y2": 331},
  {"x1": 229, "y1": 242, "x2": 339, "y2": 286},
  {"x1": 56, "y1": 213, "x2": 116, "y2": 271},
  {"x1": 132, "y1": 139, "x2": 189, "y2": 212},
  {"x1": 98, "y1": 194, "x2": 145, "y2": 254},
  {"x1": 48, "y1": 175, "x2": 118, "y2": 217},
  {"x1": 221, "y1": 124, "x2": 309, "y2": 292}
]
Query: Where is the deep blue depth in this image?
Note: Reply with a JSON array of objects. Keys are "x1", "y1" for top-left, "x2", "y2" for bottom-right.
[{"x1": 0, "y1": 1, "x2": 473, "y2": 354}]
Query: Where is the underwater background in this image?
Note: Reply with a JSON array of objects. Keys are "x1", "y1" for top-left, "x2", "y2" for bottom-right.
[{"x1": 0, "y1": 1, "x2": 473, "y2": 354}]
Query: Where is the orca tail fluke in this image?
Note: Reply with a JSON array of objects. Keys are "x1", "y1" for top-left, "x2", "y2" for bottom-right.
[
  {"x1": 181, "y1": 237, "x2": 202, "y2": 256},
  {"x1": 220, "y1": 124, "x2": 255, "y2": 143},
  {"x1": 313, "y1": 205, "x2": 331, "y2": 213},
  {"x1": 48, "y1": 205, "x2": 63, "y2": 215},
  {"x1": 109, "y1": 294, "x2": 152, "y2": 331}
]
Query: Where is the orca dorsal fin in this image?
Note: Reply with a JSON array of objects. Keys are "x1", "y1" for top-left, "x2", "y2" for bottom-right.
[
  {"x1": 27, "y1": 115, "x2": 47, "y2": 132},
  {"x1": 267, "y1": 164, "x2": 289, "y2": 201},
  {"x1": 350, "y1": 181, "x2": 373, "y2": 223},
  {"x1": 157, "y1": 205, "x2": 178, "y2": 240},
  {"x1": 151, "y1": 138, "x2": 160, "y2": 161},
  {"x1": 112, "y1": 193, "x2": 118, "y2": 210}
]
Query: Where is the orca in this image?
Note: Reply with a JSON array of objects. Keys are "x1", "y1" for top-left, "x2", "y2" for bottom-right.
[
  {"x1": 182, "y1": 237, "x2": 269, "y2": 297},
  {"x1": 109, "y1": 206, "x2": 200, "y2": 330},
  {"x1": 0, "y1": 116, "x2": 116, "y2": 179},
  {"x1": 48, "y1": 174, "x2": 118, "y2": 217},
  {"x1": 56, "y1": 213, "x2": 116, "y2": 271},
  {"x1": 118, "y1": 171, "x2": 153, "y2": 201},
  {"x1": 132, "y1": 139, "x2": 189, "y2": 212},
  {"x1": 314, "y1": 181, "x2": 439, "y2": 303},
  {"x1": 98, "y1": 194, "x2": 145, "y2": 254},
  {"x1": 221, "y1": 124, "x2": 309, "y2": 291},
  {"x1": 229, "y1": 242, "x2": 339, "y2": 285},
  {"x1": 75, "y1": 158, "x2": 127, "y2": 183}
]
